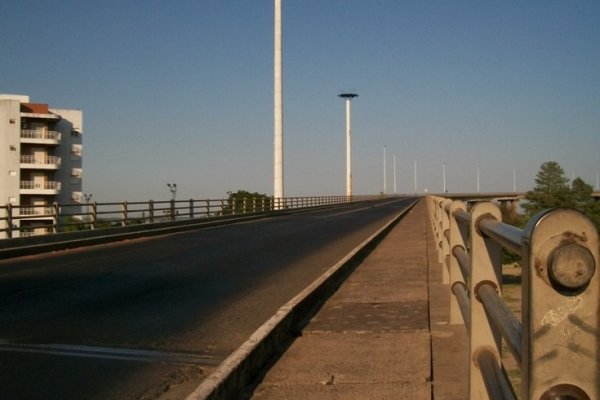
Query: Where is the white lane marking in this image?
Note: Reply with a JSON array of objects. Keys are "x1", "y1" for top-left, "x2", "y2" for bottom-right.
[{"x1": 0, "y1": 340, "x2": 222, "y2": 366}]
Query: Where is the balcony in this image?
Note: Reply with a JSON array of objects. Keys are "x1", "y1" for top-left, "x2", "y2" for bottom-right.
[
  {"x1": 20, "y1": 155, "x2": 61, "y2": 170},
  {"x1": 20, "y1": 181, "x2": 61, "y2": 195},
  {"x1": 20, "y1": 129, "x2": 61, "y2": 145},
  {"x1": 18, "y1": 206, "x2": 54, "y2": 218}
]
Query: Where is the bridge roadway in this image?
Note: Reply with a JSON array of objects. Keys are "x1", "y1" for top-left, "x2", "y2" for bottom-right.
[{"x1": 0, "y1": 198, "x2": 414, "y2": 400}]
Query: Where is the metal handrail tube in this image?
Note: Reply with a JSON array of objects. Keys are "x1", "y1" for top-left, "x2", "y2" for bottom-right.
[
  {"x1": 452, "y1": 245, "x2": 471, "y2": 282},
  {"x1": 477, "y1": 284, "x2": 522, "y2": 365},
  {"x1": 451, "y1": 282, "x2": 471, "y2": 331},
  {"x1": 476, "y1": 348, "x2": 517, "y2": 400},
  {"x1": 453, "y1": 209, "x2": 471, "y2": 225},
  {"x1": 478, "y1": 217, "x2": 523, "y2": 256}
]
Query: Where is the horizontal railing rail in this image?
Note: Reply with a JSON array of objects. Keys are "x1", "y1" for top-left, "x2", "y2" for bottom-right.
[
  {"x1": 427, "y1": 196, "x2": 599, "y2": 400},
  {"x1": 0, "y1": 195, "x2": 382, "y2": 239}
]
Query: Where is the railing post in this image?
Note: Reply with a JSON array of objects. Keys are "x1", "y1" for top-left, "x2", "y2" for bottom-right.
[
  {"x1": 121, "y1": 201, "x2": 128, "y2": 226},
  {"x1": 149, "y1": 200, "x2": 154, "y2": 223},
  {"x1": 52, "y1": 202, "x2": 59, "y2": 233},
  {"x1": 449, "y1": 200, "x2": 468, "y2": 325},
  {"x1": 6, "y1": 203, "x2": 13, "y2": 239},
  {"x1": 205, "y1": 199, "x2": 210, "y2": 217},
  {"x1": 469, "y1": 202, "x2": 503, "y2": 399},
  {"x1": 521, "y1": 208, "x2": 599, "y2": 400},
  {"x1": 189, "y1": 199, "x2": 194, "y2": 219},
  {"x1": 170, "y1": 199, "x2": 175, "y2": 221},
  {"x1": 440, "y1": 199, "x2": 452, "y2": 284},
  {"x1": 90, "y1": 202, "x2": 97, "y2": 229}
]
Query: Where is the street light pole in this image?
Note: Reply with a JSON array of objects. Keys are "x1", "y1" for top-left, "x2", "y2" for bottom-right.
[
  {"x1": 383, "y1": 145, "x2": 387, "y2": 195},
  {"x1": 167, "y1": 183, "x2": 177, "y2": 221},
  {"x1": 167, "y1": 183, "x2": 177, "y2": 201},
  {"x1": 274, "y1": 0, "x2": 284, "y2": 206},
  {"x1": 84, "y1": 193, "x2": 93, "y2": 223},
  {"x1": 338, "y1": 92, "x2": 358, "y2": 198}
]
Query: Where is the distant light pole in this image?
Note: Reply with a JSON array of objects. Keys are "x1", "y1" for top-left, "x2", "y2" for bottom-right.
[
  {"x1": 166, "y1": 183, "x2": 177, "y2": 201},
  {"x1": 442, "y1": 162, "x2": 447, "y2": 193},
  {"x1": 596, "y1": 172, "x2": 599, "y2": 190},
  {"x1": 393, "y1": 154, "x2": 397, "y2": 194},
  {"x1": 414, "y1": 160, "x2": 417, "y2": 194},
  {"x1": 273, "y1": 0, "x2": 284, "y2": 205},
  {"x1": 167, "y1": 183, "x2": 177, "y2": 221},
  {"x1": 383, "y1": 145, "x2": 387, "y2": 195},
  {"x1": 84, "y1": 193, "x2": 93, "y2": 221},
  {"x1": 513, "y1": 168, "x2": 517, "y2": 193},
  {"x1": 338, "y1": 92, "x2": 358, "y2": 197},
  {"x1": 477, "y1": 166, "x2": 480, "y2": 193}
]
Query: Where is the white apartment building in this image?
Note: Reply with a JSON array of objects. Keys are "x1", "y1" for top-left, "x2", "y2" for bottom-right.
[{"x1": 0, "y1": 94, "x2": 83, "y2": 237}]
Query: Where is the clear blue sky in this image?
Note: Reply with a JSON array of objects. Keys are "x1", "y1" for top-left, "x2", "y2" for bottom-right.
[{"x1": 2, "y1": 1, "x2": 599, "y2": 201}]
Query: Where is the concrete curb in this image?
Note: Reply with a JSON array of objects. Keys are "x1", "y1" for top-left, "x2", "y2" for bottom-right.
[{"x1": 184, "y1": 199, "x2": 419, "y2": 400}]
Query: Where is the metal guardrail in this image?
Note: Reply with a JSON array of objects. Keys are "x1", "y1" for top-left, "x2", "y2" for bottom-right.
[
  {"x1": 0, "y1": 195, "x2": 378, "y2": 239},
  {"x1": 427, "y1": 196, "x2": 599, "y2": 400}
]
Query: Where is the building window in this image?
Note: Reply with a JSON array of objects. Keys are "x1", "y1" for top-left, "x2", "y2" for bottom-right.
[
  {"x1": 8, "y1": 170, "x2": 17, "y2": 176},
  {"x1": 9, "y1": 145, "x2": 17, "y2": 151}
]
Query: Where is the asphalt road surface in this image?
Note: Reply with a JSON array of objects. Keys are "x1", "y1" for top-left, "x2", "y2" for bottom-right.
[{"x1": 0, "y1": 198, "x2": 414, "y2": 400}]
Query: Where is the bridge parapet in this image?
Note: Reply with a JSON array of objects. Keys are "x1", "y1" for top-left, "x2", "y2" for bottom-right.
[{"x1": 428, "y1": 195, "x2": 599, "y2": 400}]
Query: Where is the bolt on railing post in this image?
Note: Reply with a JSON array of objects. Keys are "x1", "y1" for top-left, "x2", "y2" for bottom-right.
[
  {"x1": 469, "y1": 202, "x2": 504, "y2": 399},
  {"x1": 449, "y1": 200, "x2": 468, "y2": 325},
  {"x1": 521, "y1": 208, "x2": 599, "y2": 400}
]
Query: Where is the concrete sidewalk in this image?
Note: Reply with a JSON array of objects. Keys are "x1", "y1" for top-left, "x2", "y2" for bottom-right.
[{"x1": 249, "y1": 200, "x2": 468, "y2": 399}]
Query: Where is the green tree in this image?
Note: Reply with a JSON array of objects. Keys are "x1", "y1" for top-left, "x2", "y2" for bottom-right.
[
  {"x1": 523, "y1": 161, "x2": 599, "y2": 231},
  {"x1": 223, "y1": 190, "x2": 272, "y2": 214},
  {"x1": 571, "y1": 177, "x2": 600, "y2": 230},
  {"x1": 522, "y1": 161, "x2": 573, "y2": 217}
]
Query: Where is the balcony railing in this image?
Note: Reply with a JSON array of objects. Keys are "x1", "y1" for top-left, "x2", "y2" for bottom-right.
[
  {"x1": 20, "y1": 181, "x2": 61, "y2": 191},
  {"x1": 20, "y1": 129, "x2": 61, "y2": 143},
  {"x1": 19, "y1": 155, "x2": 61, "y2": 168},
  {"x1": 18, "y1": 206, "x2": 54, "y2": 216}
]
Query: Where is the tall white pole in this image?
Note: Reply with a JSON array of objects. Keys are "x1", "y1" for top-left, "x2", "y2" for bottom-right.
[
  {"x1": 477, "y1": 165, "x2": 480, "y2": 193},
  {"x1": 442, "y1": 162, "x2": 446, "y2": 193},
  {"x1": 383, "y1": 145, "x2": 387, "y2": 195},
  {"x1": 339, "y1": 92, "x2": 357, "y2": 197},
  {"x1": 513, "y1": 168, "x2": 517, "y2": 192},
  {"x1": 274, "y1": 0, "x2": 284, "y2": 204},
  {"x1": 345, "y1": 99, "x2": 352, "y2": 197},
  {"x1": 596, "y1": 172, "x2": 599, "y2": 191},
  {"x1": 393, "y1": 154, "x2": 397, "y2": 194},
  {"x1": 414, "y1": 160, "x2": 417, "y2": 194}
]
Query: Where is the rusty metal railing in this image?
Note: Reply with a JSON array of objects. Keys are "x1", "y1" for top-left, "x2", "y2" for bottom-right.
[
  {"x1": 0, "y1": 195, "x2": 381, "y2": 239},
  {"x1": 427, "y1": 196, "x2": 599, "y2": 400}
]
